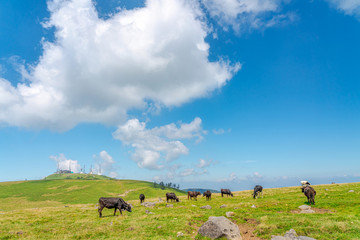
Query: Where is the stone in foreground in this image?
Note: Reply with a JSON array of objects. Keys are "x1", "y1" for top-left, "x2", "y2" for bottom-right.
[
  {"x1": 298, "y1": 205, "x2": 311, "y2": 210},
  {"x1": 198, "y1": 216, "x2": 242, "y2": 240},
  {"x1": 141, "y1": 202, "x2": 156, "y2": 208},
  {"x1": 200, "y1": 205, "x2": 212, "y2": 209},
  {"x1": 226, "y1": 212, "x2": 235, "y2": 217},
  {"x1": 271, "y1": 229, "x2": 316, "y2": 240}
]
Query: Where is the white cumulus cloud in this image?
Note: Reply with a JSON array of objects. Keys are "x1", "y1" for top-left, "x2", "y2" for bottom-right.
[
  {"x1": 50, "y1": 153, "x2": 81, "y2": 173},
  {"x1": 327, "y1": 0, "x2": 360, "y2": 18},
  {"x1": 113, "y1": 117, "x2": 205, "y2": 170},
  {"x1": 202, "y1": 0, "x2": 294, "y2": 32},
  {"x1": 217, "y1": 172, "x2": 239, "y2": 182},
  {"x1": 0, "y1": 0, "x2": 239, "y2": 131},
  {"x1": 93, "y1": 150, "x2": 118, "y2": 178},
  {"x1": 197, "y1": 158, "x2": 212, "y2": 168}
]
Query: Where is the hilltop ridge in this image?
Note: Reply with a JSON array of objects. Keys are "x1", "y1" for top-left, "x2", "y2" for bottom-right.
[{"x1": 45, "y1": 173, "x2": 114, "y2": 180}]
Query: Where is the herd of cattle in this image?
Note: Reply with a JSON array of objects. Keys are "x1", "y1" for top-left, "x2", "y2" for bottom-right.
[{"x1": 98, "y1": 181, "x2": 316, "y2": 217}]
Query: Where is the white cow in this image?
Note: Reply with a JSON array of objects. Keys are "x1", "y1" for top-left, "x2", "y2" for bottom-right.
[{"x1": 301, "y1": 180, "x2": 310, "y2": 186}]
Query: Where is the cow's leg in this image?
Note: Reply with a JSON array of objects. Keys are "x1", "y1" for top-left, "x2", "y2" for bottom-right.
[
  {"x1": 98, "y1": 206, "x2": 104, "y2": 218},
  {"x1": 119, "y1": 208, "x2": 122, "y2": 215},
  {"x1": 114, "y1": 208, "x2": 117, "y2": 216}
]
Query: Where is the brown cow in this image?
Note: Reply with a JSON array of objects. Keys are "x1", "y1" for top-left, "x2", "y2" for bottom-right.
[
  {"x1": 188, "y1": 191, "x2": 201, "y2": 200},
  {"x1": 221, "y1": 189, "x2": 233, "y2": 197},
  {"x1": 203, "y1": 190, "x2": 212, "y2": 200},
  {"x1": 166, "y1": 192, "x2": 179, "y2": 202}
]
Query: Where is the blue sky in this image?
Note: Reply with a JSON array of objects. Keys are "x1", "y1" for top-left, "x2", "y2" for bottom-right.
[{"x1": 0, "y1": 0, "x2": 359, "y2": 190}]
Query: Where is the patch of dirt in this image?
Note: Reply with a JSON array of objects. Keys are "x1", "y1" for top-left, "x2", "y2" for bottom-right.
[
  {"x1": 238, "y1": 219, "x2": 264, "y2": 240},
  {"x1": 118, "y1": 187, "x2": 146, "y2": 197},
  {"x1": 66, "y1": 185, "x2": 89, "y2": 191}
]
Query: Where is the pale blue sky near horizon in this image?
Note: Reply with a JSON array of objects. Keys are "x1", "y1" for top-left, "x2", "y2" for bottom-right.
[{"x1": 0, "y1": 0, "x2": 359, "y2": 190}]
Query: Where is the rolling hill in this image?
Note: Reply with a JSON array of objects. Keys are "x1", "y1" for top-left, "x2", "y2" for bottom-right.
[{"x1": 0, "y1": 174, "x2": 185, "y2": 205}]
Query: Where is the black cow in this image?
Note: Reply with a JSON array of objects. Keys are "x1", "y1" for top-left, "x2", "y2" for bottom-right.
[
  {"x1": 253, "y1": 185, "x2": 263, "y2": 199},
  {"x1": 98, "y1": 197, "x2": 132, "y2": 218},
  {"x1": 302, "y1": 186, "x2": 316, "y2": 205},
  {"x1": 203, "y1": 190, "x2": 212, "y2": 200},
  {"x1": 139, "y1": 194, "x2": 145, "y2": 203},
  {"x1": 166, "y1": 192, "x2": 179, "y2": 202},
  {"x1": 221, "y1": 189, "x2": 233, "y2": 197},
  {"x1": 188, "y1": 191, "x2": 201, "y2": 200}
]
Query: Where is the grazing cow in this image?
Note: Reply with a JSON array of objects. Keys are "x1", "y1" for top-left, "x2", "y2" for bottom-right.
[
  {"x1": 253, "y1": 185, "x2": 263, "y2": 199},
  {"x1": 139, "y1": 194, "x2": 145, "y2": 203},
  {"x1": 302, "y1": 186, "x2": 316, "y2": 205},
  {"x1": 188, "y1": 191, "x2": 201, "y2": 200},
  {"x1": 166, "y1": 192, "x2": 179, "y2": 202},
  {"x1": 203, "y1": 190, "x2": 212, "y2": 200},
  {"x1": 98, "y1": 197, "x2": 132, "y2": 218},
  {"x1": 221, "y1": 189, "x2": 233, "y2": 197}
]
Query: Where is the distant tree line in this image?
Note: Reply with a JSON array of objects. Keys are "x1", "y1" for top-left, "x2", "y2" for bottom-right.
[{"x1": 153, "y1": 181, "x2": 180, "y2": 190}]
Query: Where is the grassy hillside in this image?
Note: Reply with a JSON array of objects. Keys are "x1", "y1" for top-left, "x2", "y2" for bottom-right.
[
  {"x1": 0, "y1": 177, "x2": 185, "y2": 206},
  {"x1": 0, "y1": 179, "x2": 360, "y2": 239}
]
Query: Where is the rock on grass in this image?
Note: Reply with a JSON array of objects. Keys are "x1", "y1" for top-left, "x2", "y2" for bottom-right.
[{"x1": 198, "y1": 216, "x2": 242, "y2": 240}]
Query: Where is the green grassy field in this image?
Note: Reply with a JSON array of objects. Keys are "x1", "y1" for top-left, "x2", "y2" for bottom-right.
[{"x1": 0, "y1": 176, "x2": 359, "y2": 239}]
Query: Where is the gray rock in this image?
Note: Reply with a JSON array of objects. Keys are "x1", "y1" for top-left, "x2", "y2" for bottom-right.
[
  {"x1": 271, "y1": 236, "x2": 286, "y2": 240},
  {"x1": 141, "y1": 202, "x2": 156, "y2": 208},
  {"x1": 198, "y1": 216, "x2": 242, "y2": 240},
  {"x1": 226, "y1": 212, "x2": 235, "y2": 217},
  {"x1": 325, "y1": 189, "x2": 329, "y2": 191},
  {"x1": 192, "y1": 205, "x2": 197, "y2": 207},
  {"x1": 177, "y1": 232, "x2": 184, "y2": 237},
  {"x1": 251, "y1": 205, "x2": 256, "y2": 208},
  {"x1": 298, "y1": 205, "x2": 311, "y2": 210},
  {"x1": 145, "y1": 210, "x2": 154, "y2": 214},
  {"x1": 158, "y1": 197, "x2": 163, "y2": 202},
  {"x1": 220, "y1": 204, "x2": 227, "y2": 208},
  {"x1": 284, "y1": 229, "x2": 297, "y2": 238},
  {"x1": 166, "y1": 204, "x2": 174, "y2": 208},
  {"x1": 200, "y1": 205, "x2": 212, "y2": 209},
  {"x1": 349, "y1": 190, "x2": 355, "y2": 192},
  {"x1": 271, "y1": 229, "x2": 316, "y2": 240}
]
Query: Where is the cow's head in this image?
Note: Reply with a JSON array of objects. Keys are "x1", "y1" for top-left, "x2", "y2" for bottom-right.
[
  {"x1": 122, "y1": 202, "x2": 132, "y2": 212},
  {"x1": 175, "y1": 197, "x2": 179, "y2": 202},
  {"x1": 230, "y1": 193, "x2": 234, "y2": 197},
  {"x1": 196, "y1": 192, "x2": 201, "y2": 196}
]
